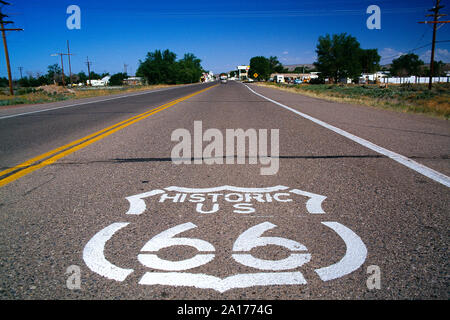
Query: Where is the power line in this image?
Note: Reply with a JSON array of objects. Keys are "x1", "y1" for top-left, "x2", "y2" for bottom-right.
[
  {"x1": 380, "y1": 40, "x2": 450, "y2": 62},
  {"x1": 418, "y1": 0, "x2": 449, "y2": 89},
  {"x1": 0, "y1": 1, "x2": 23, "y2": 95}
]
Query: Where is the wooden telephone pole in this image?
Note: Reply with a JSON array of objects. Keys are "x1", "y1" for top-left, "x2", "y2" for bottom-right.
[
  {"x1": 0, "y1": 1, "x2": 23, "y2": 95},
  {"x1": 67, "y1": 40, "x2": 73, "y2": 86},
  {"x1": 85, "y1": 56, "x2": 92, "y2": 86},
  {"x1": 418, "y1": 0, "x2": 449, "y2": 89},
  {"x1": 51, "y1": 52, "x2": 73, "y2": 87}
]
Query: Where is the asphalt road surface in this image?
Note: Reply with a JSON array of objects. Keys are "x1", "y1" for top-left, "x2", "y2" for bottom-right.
[{"x1": 0, "y1": 81, "x2": 448, "y2": 299}]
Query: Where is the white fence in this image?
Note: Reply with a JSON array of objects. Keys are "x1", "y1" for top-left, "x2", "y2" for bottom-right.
[{"x1": 381, "y1": 76, "x2": 449, "y2": 84}]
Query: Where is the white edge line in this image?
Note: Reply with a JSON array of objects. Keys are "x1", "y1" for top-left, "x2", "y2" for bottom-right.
[
  {"x1": 0, "y1": 83, "x2": 201, "y2": 120},
  {"x1": 244, "y1": 84, "x2": 450, "y2": 188}
]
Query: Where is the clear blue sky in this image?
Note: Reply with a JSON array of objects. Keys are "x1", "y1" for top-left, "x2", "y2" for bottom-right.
[{"x1": 2, "y1": 0, "x2": 450, "y2": 78}]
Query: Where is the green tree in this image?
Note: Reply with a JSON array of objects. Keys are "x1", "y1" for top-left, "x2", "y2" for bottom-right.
[
  {"x1": 390, "y1": 53, "x2": 424, "y2": 76},
  {"x1": 18, "y1": 77, "x2": 31, "y2": 87},
  {"x1": 137, "y1": 49, "x2": 178, "y2": 84},
  {"x1": 248, "y1": 56, "x2": 271, "y2": 80},
  {"x1": 0, "y1": 77, "x2": 8, "y2": 87},
  {"x1": 89, "y1": 71, "x2": 102, "y2": 80},
  {"x1": 269, "y1": 56, "x2": 284, "y2": 73},
  {"x1": 423, "y1": 60, "x2": 446, "y2": 77},
  {"x1": 137, "y1": 49, "x2": 203, "y2": 84},
  {"x1": 177, "y1": 53, "x2": 203, "y2": 83},
  {"x1": 46, "y1": 64, "x2": 62, "y2": 84},
  {"x1": 77, "y1": 71, "x2": 88, "y2": 83},
  {"x1": 361, "y1": 49, "x2": 381, "y2": 74},
  {"x1": 314, "y1": 33, "x2": 364, "y2": 82},
  {"x1": 109, "y1": 72, "x2": 128, "y2": 86}
]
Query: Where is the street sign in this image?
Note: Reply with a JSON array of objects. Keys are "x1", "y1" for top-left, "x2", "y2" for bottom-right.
[{"x1": 253, "y1": 73, "x2": 258, "y2": 78}]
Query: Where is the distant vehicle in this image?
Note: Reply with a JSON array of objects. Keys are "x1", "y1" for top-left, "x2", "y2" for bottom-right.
[
  {"x1": 247, "y1": 78, "x2": 254, "y2": 82},
  {"x1": 294, "y1": 79, "x2": 302, "y2": 84},
  {"x1": 274, "y1": 75, "x2": 284, "y2": 83},
  {"x1": 219, "y1": 73, "x2": 227, "y2": 83}
]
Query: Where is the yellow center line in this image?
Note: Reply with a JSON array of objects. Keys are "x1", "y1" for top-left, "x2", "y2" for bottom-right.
[{"x1": 0, "y1": 84, "x2": 217, "y2": 188}]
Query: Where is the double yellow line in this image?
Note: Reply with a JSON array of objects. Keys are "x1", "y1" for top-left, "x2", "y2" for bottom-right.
[{"x1": 0, "y1": 84, "x2": 217, "y2": 188}]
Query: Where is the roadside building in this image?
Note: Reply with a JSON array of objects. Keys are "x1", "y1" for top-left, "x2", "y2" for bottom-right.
[
  {"x1": 359, "y1": 72, "x2": 388, "y2": 84},
  {"x1": 124, "y1": 77, "x2": 143, "y2": 86},
  {"x1": 201, "y1": 71, "x2": 214, "y2": 82},
  {"x1": 87, "y1": 75, "x2": 111, "y2": 86},
  {"x1": 270, "y1": 73, "x2": 318, "y2": 83},
  {"x1": 237, "y1": 65, "x2": 250, "y2": 80}
]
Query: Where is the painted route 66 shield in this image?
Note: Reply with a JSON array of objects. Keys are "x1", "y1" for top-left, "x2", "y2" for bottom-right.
[{"x1": 83, "y1": 185, "x2": 367, "y2": 293}]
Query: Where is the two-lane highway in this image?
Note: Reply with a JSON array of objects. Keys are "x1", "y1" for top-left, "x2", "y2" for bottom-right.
[
  {"x1": 0, "y1": 83, "x2": 216, "y2": 170},
  {"x1": 0, "y1": 80, "x2": 448, "y2": 299}
]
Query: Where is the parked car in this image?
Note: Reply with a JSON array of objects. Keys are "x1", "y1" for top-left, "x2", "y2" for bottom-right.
[{"x1": 294, "y1": 79, "x2": 302, "y2": 84}]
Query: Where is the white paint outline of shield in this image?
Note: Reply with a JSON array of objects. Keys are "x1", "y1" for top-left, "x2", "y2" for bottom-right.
[{"x1": 125, "y1": 185, "x2": 327, "y2": 215}]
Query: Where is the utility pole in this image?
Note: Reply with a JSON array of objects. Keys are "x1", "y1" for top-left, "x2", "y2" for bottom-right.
[
  {"x1": 124, "y1": 63, "x2": 128, "y2": 75},
  {"x1": 17, "y1": 66, "x2": 22, "y2": 79},
  {"x1": 418, "y1": 0, "x2": 449, "y2": 90},
  {"x1": 67, "y1": 40, "x2": 73, "y2": 86},
  {"x1": 50, "y1": 53, "x2": 65, "y2": 86},
  {"x1": 50, "y1": 52, "x2": 73, "y2": 87},
  {"x1": 86, "y1": 56, "x2": 92, "y2": 86},
  {"x1": 0, "y1": 1, "x2": 23, "y2": 96}
]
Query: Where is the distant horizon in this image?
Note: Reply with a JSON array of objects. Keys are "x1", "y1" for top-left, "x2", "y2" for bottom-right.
[{"x1": 1, "y1": 0, "x2": 449, "y2": 79}]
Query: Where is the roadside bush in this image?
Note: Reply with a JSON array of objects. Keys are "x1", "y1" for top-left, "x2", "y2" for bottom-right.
[
  {"x1": 16, "y1": 87, "x2": 36, "y2": 95},
  {"x1": 309, "y1": 78, "x2": 325, "y2": 84}
]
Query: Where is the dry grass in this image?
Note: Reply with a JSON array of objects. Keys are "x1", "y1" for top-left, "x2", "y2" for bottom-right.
[
  {"x1": 254, "y1": 82, "x2": 450, "y2": 119},
  {"x1": 0, "y1": 84, "x2": 180, "y2": 108}
]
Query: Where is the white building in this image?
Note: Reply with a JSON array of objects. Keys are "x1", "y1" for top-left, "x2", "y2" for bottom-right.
[
  {"x1": 359, "y1": 72, "x2": 388, "y2": 83},
  {"x1": 201, "y1": 71, "x2": 214, "y2": 82},
  {"x1": 124, "y1": 77, "x2": 143, "y2": 85},
  {"x1": 237, "y1": 65, "x2": 250, "y2": 80},
  {"x1": 87, "y1": 75, "x2": 111, "y2": 86}
]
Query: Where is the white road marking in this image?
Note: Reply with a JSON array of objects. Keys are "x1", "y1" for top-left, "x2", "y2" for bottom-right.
[
  {"x1": 139, "y1": 271, "x2": 307, "y2": 293},
  {"x1": 82, "y1": 222, "x2": 134, "y2": 281},
  {"x1": 138, "y1": 222, "x2": 215, "y2": 271},
  {"x1": 245, "y1": 84, "x2": 450, "y2": 188},
  {"x1": 290, "y1": 189, "x2": 326, "y2": 214},
  {"x1": 125, "y1": 189, "x2": 164, "y2": 215},
  {"x1": 232, "y1": 222, "x2": 310, "y2": 271},
  {"x1": 165, "y1": 185, "x2": 289, "y2": 193},
  {"x1": 232, "y1": 222, "x2": 307, "y2": 251},
  {"x1": 84, "y1": 187, "x2": 368, "y2": 289},
  {"x1": 0, "y1": 84, "x2": 198, "y2": 120},
  {"x1": 125, "y1": 185, "x2": 327, "y2": 216},
  {"x1": 315, "y1": 222, "x2": 367, "y2": 281}
]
